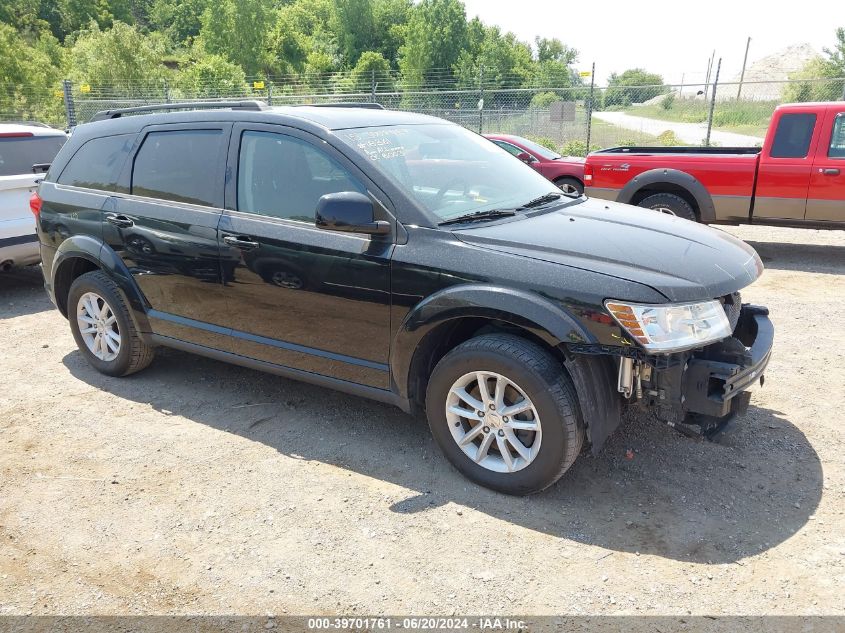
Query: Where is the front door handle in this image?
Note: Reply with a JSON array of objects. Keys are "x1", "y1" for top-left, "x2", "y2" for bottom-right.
[
  {"x1": 223, "y1": 235, "x2": 260, "y2": 250},
  {"x1": 822, "y1": 168, "x2": 840, "y2": 176},
  {"x1": 105, "y1": 213, "x2": 133, "y2": 228}
]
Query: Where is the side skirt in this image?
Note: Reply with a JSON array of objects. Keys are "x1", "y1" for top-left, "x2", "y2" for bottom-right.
[{"x1": 150, "y1": 334, "x2": 411, "y2": 413}]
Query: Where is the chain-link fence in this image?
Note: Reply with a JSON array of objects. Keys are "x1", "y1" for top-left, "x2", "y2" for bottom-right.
[{"x1": 3, "y1": 70, "x2": 844, "y2": 155}]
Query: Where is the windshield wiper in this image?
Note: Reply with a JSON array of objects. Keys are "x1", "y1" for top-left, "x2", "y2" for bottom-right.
[
  {"x1": 438, "y1": 209, "x2": 517, "y2": 226},
  {"x1": 517, "y1": 192, "x2": 562, "y2": 209}
]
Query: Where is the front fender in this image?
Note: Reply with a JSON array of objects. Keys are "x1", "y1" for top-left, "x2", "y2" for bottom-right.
[
  {"x1": 390, "y1": 284, "x2": 595, "y2": 400},
  {"x1": 617, "y1": 168, "x2": 716, "y2": 223}
]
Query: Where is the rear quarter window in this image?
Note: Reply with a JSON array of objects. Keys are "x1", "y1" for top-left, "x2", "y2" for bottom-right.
[
  {"x1": 829, "y1": 114, "x2": 845, "y2": 159},
  {"x1": 0, "y1": 135, "x2": 66, "y2": 177},
  {"x1": 57, "y1": 134, "x2": 135, "y2": 191},
  {"x1": 770, "y1": 113, "x2": 816, "y2": 158}
]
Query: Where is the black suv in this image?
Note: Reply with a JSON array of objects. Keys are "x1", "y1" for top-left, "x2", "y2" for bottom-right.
[{"x1": 34, "y1": 101, "x2": 773, "y2": 495}]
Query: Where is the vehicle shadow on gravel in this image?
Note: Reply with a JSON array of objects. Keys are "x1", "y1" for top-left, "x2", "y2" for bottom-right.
[
  {"x1": 745, "y1": 240, "x2": 845, "y2": 275},
  {"x1": 0, "y1": 265, "x2": 54, "y2": 319},
  {"x1": 63, "y1": 347, "x2": 823, "y2": 565}
]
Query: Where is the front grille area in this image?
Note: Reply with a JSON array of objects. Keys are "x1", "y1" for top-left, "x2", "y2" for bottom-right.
[{"x1": 721, "y1": 292, "x2": 742, "y2": 332}]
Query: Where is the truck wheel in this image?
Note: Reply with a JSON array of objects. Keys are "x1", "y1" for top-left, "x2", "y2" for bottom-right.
[
  {"x1": 638, "y1": 193, "x2": 697, "y2": 222},
  {"x1": 425, "y1": 334, "x2": 583, "y2": 495},
  {"x1": 67, "y1": 270, "x2": 155, "y2": 377},
  {"x1": 554, "y1": 177, "x2": 584, "y2": 196}
]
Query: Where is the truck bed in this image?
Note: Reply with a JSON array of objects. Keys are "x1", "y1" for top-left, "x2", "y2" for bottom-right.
[{"x1": 594, "y1": 146, "x2": 761, "y2": 156}]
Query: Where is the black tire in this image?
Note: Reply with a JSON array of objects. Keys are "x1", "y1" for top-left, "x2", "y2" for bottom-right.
[
  {"x1": 425, "y1": 334, "x2": 584, "y2": 495},
  {"x1": 637, "y1": 192, "x2": 697, "y2": 222},
  {"x1": 554, "y1": 177, "x2": 584, "y2": 196},
  {"x1": 67, "y1": 270, "x2": 155, "y2": 377}
]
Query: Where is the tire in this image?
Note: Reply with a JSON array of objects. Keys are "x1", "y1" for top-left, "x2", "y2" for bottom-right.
[
  {"x1": 554, "y1": 177, "x2": 584, "y2": 196},
  {"x1": 425, "y1": 333, "x2": 584, "y2": 495},
  {"x1": 637, "y1": 192, "x2": 697, "y2": 222},
  {"x1": 67, "y1": 270, "x2": 155, "y2": 377}
]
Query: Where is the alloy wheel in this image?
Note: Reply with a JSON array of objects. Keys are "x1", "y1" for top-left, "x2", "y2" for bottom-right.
[
  {"x1": 445, "y1": 371, "x2": 542, "y2": 473},
  {"x1": 76, "y1": 291, "x2": 121, "y2": 361}
]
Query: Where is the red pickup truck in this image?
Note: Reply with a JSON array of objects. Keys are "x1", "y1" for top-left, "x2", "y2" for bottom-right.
[{"x1": 584, "y1": 101, "x2": 845, "y2": 227}]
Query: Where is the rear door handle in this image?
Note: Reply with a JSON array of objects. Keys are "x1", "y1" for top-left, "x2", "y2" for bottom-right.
[
  {"x1": 223, "y1": 235, "x2": 260, "y2": 250},
  {"x1": 822, "y1": 168, "x2": 840, "y2": 176},
  {"x1": 105, "y1": 213, "x2": 133, "y2": 228}
]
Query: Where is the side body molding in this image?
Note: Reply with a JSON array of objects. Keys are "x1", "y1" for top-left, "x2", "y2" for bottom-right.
[{"x1": 617, "y1": 168, "x2": 717, "y2": 223}]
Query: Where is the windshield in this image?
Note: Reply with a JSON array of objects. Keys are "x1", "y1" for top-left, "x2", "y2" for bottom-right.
[
  {"x1": 337, "y1": 124, "x2": 561, "y2": 222},
  {"x1": 510, "y1": 136, "x2": 561, "y2": 160}
]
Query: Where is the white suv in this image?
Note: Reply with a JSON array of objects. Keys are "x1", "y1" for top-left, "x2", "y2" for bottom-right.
[{"x1": 0, "y1": 123, "x2": 67, "y2": 271}]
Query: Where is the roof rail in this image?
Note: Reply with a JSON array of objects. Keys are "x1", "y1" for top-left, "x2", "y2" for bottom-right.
[
  {"x1": 302, "y1": 102, "x2": 385, "y2": 110},
  {"x1": 90, "y1": 100, "x2": 267, "y2": 122}
]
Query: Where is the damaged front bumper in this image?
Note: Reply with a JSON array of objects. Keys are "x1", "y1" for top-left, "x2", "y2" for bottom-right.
[
  {"x1": 682, "y1": 305, "x2": 773, "y2": 418},
  {"x1": 637, "y1": 304, "x2": 773, "y2": 427}
]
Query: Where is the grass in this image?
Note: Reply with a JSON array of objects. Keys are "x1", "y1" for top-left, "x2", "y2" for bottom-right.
[{"x1": 626, "y1": 98, "x2": 776, "y2": 138}]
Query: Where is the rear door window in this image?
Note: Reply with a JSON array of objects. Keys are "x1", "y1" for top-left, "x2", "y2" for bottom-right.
[
  {"x1": 132, "y1": 129, "x2": 223, "y2": 206},
  {"x1": 828, "y1": 114, "x2": 845, "y2": 159},
  {"x1": 57, "y1": 134, "x2": 134, "y2": 191},
  {"x1": 770, "y1": 113, "x2": 816, "y2": 158},
  {"x1": 0, "y1": 135, "x2": 66, "y2": 176}
]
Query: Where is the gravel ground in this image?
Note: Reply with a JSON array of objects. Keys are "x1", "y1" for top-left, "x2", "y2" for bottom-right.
[{"x1": 0, "y1": 224, "x2": 843, "y2": 617}]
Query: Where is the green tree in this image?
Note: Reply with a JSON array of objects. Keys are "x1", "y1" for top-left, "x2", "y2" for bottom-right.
[
  {"x1": 68, "y1": 21, "x2": 167, "y2": 92},
  {"x1": 350, "y1": 50, "x2": 393, "y2": 91},
  {"x1": 399, "y1": 0, "x2": 467, "y2": 87},
  {"x1": 148, "y1": 0, "x2": 212, "y2": 45},
  {"x1": 454, "y1": 25, "x2": 533, "y2": 90},
  {"x1": 199, "y1": 0, "x2": 273, "y2": 76},
  {"x1": 269, "y1": 0, "x2": 339, "y2": 76},
  {"x1": 535, "y1": 37, "x2": 577, "y2": 65},
  {"x1": 372, "y1": 0, "x2": 411, "y2": 67},
  {"x1": 0, "y1": 22, "x2": 64, "y2": 123},
  {"x1": 333, "y1": 0, "x2": 375, "y2": 67},
  {"x1": 604, "y1": 68, "x2": 666, "y2": 108},
  {"x1": 174, "y1": 52, "x2": 248, "y2": 98}
]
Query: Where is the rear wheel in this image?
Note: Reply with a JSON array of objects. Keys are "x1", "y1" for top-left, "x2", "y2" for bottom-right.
[
  {"x1": 554, "y1": 177, "x2": 584, "y2": 196},
  {"x1": 68, "y1": 270, "x2": 154, "y2": 377},
  {"x1": 425, "y1": 334, "x2": 583, "y2": 495},
  {"x1": 638, "y1": 192, "x2": 697, "y2": 222}
]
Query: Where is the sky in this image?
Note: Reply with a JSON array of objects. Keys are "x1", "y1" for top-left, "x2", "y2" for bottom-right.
[{"x1": 459, "y1": 0, "x2": 841, "y2": 85}]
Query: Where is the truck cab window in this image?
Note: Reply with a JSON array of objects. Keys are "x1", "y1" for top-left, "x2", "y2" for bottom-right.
[
  {"x1": 829, "y1": 114, "x2": 845, "y2": 159},
  {"x1": 770, "y1": 113, "x2": 816, "y2": 158}
]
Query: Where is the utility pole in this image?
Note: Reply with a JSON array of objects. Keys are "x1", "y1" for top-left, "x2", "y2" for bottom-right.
[
  {"x1": 704, "y1": 57, "x2": 712, "y2": 99},
  {"x1": 679, "y1": 73, "x2": 685, "y2": 98},
  {"x1": 737, "y1": 37, "x2": 751, "y2": 100}
]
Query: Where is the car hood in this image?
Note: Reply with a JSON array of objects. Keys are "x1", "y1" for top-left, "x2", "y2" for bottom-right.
[{"x1": 452, "y1": 198, "x2": 763, "y2": 302}]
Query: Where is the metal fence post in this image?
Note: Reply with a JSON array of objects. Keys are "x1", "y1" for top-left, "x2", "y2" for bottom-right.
[
  {"x1": 370, "y1": 69, "x2": 376, "y2": 102},
  {"x1": 478, "y1": 66, "x2": 484, "y2": 134},
  {"x1": 62, "y1": 80, "x2": 76, "y2": 129},
  {"x1": 164, "y1": 79, "x2": 171, "y2": 103},
  {"x1": 705, "y1": 58, "x2": 721, "y2": 147},
  {"x1": 267, "y1": 81, "x2": 273, "y2": 106},
  {"x1": 585, "y1": 62, "x2": 596, "y2": 152}
]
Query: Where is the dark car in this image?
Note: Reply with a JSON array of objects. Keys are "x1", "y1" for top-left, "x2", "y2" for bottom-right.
[{"x1": 33, "y1": 101, "x2": 773, "y2": 495}]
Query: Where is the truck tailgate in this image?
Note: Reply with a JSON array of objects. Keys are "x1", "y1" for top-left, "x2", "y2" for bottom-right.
[{"x1": 0, "y1": 174, "x2": 38, "y2": 241}]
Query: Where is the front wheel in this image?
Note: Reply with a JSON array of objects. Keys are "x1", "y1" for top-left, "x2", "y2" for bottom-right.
[{"x1": 425, "y1": 334, "x2": 583, "y2": 495}]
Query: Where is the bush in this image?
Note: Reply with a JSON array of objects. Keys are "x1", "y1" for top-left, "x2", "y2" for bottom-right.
[
  {"x1": 529, "y1": 91, "x2": 562, "y2": 109},
  {"x1": 656, "y1": 130, "x2": 683, "y2": 146},
  {"x1": 660, "y1": 93, "x2": 675, "y2": 110},
  {"x1": 526, "y1": 136, "x2": 559, "y2": 152}
]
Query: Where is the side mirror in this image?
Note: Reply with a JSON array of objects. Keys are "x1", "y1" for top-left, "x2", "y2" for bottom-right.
[
  {"x1": 516, "y1": 152, "x2": 536, "y2": 164},
  {"x1": 315, "y1": 192, "x2": 390, "y2": 236}
]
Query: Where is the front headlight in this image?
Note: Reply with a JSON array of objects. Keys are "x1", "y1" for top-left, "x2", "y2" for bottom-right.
[{"x1": 605, "y1": 299, "x2": 732, "y2": 353}]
